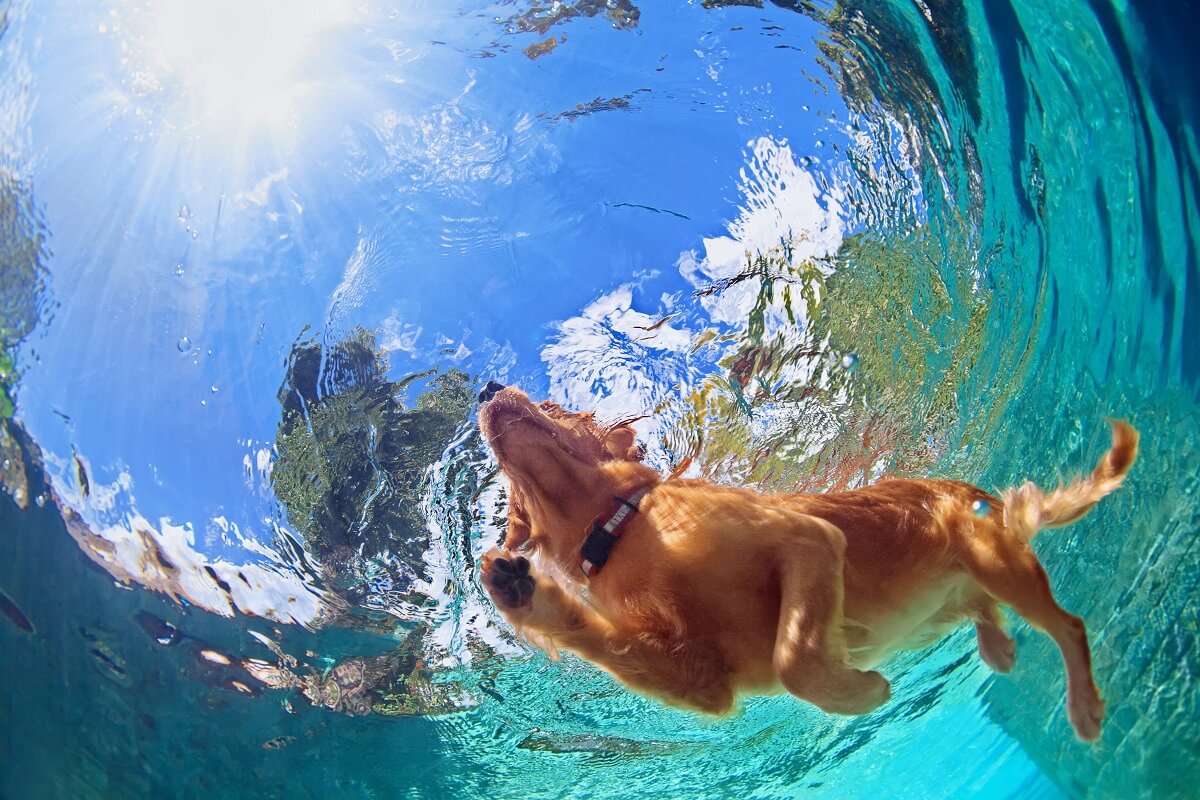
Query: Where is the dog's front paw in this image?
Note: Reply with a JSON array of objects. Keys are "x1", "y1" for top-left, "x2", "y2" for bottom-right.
[{"x1": 482, "y1": 550, "x2": 535, "y2": 611}]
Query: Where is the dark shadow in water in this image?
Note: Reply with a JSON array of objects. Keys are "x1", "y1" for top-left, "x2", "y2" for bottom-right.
[{"x1": 0, "y1": 422, "x2": 454, "y2": 799}]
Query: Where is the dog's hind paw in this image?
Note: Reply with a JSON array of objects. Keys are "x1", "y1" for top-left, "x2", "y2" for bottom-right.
[
  {"x1": 482, "y1": 551, "x2": 536, "y2": 610},
  {"x1": 801, "y1": 668, "x2": 892, "y2": 716},
  {"x1": 833, "y1": 669, "x2": 891, "y2": 715},
  {"x1": 975, "y1": 621, "x2": 1016, "y2": 673},
  {"x1": 1068, "y1": 686, "x2": 1105, "y2": 742}
]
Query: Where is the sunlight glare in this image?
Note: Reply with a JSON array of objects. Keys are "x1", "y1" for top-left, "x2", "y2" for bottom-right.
[{"x1": 144, "y1": 0, "x2": 353, "y2": 134}]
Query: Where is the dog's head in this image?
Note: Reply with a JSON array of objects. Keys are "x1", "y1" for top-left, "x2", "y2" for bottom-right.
[{"x1": 479, "y1": 386, "x2": 648, "y2": 551}]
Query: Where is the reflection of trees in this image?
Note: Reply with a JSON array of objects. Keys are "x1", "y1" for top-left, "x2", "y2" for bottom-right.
[
  {"x1": 135, "y1": 610, "x2": 470, "y2": 717},
  {"x1": 271, "y1": 328, "x2": 475, "y2": 614},
  {"x1": 0, "y1": 166, "x2": 51, "y2": 508},
  {"x1": 244, "y1": 625, "x2": 469, "y2": 717},
  {"x1": 503, "y1": 0, "x2": 640, "y2": 36},
  {"x1": 265, "y1": 328, "x2": 481, "y2": 715},
  {"x1": 677, "y1": 223, "x2": 988, "y2": 492}
]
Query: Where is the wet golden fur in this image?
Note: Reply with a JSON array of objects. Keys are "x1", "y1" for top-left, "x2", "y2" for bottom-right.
[{"x1": 479, "y1": 388, "x2": 1138, "y2": 741}]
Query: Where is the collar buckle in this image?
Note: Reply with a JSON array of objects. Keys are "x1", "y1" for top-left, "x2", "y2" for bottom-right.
[{"x1": 579, "y1": 487, "x2": 649, "y2": 580}]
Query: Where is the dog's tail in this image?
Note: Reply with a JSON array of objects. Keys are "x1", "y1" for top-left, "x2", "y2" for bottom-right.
[{"x1": 1002, "y1": 419, "x2": 1139, "y2": 543}]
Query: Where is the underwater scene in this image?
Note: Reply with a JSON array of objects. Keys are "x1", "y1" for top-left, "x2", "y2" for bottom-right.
[{"x1": 0, "y1": 0, "x2": 1197, "y2": 797}]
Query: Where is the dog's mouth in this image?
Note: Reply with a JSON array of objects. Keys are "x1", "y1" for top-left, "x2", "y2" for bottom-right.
[
  {"x1": 479, "y1": 388, "x2": 554, "y2": 449},
  {"x1": 479, "y1": 386, "x2": 601, "y2": 502}
]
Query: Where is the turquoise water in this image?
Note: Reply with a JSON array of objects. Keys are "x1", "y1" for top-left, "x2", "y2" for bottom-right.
[{"x1": 1, "y1": 0, "x2": 1197, "y2": 797}]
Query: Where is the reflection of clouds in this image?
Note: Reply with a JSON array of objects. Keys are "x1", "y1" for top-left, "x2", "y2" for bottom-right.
[
  {"x1": 50, "y1": 468, "x2": 333, "y2": 629},
  {"x1": 682, "y1": 137, "x2": 844, "y2": 328},
  {"x1": 379, "y1": 316, "x2": 423, "y2": 355},
  {"x1": 543, "y1": 284, "x2": 695, "y2": 433},
  {"x1": 541, "y1": 137, "x2": 848, "y2": 455},
  {"x1": 240, "y1": 442, "x2": 276, "y2": 495},
  {"x1": 419, "y1": 476, "x2": 526, "y2": 663}
]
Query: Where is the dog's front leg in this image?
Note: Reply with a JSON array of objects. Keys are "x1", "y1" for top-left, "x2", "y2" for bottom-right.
[
  {"x1": 772, "y1": 515, "x2": 891, "y2": 716},
  {"x1": 481, "y1": 549, "x2": 620, "y2": 658}
]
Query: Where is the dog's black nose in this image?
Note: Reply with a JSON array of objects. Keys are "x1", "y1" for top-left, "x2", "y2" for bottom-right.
[{"x1": 478, "y1": 380, "x2": 505, "y2": 403}]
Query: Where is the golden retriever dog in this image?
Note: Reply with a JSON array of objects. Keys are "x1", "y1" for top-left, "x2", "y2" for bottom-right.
[{"x1": 477, "y1": 384, "x2": 1137, "y2": 741}]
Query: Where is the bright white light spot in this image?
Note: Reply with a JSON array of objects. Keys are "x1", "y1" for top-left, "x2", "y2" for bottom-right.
[
  {"x1": 199, "y1": 649, "x2": 233, "y2": 666},
  {"x1": 143, "y1": 0, "x2": 353, "y2": 134}
]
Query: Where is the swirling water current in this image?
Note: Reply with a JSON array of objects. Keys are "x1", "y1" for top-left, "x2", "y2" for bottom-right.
[{"x1": 0, "y1": 1, "x2": 1197, "y2": 798}]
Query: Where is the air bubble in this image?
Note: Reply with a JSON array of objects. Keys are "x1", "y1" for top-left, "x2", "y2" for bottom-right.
[
  {"x1": 210, "y1": 385, "x2": 218, "y2": 394},
  {"x1": 839, "y1": 352, "x2": 859, "y2": 372},
  {"x1": 175, "y1": 264, "x2": 185, "y2": 277},
  {"x1": 178, "y1": 205, "x2": 191, "y2": 220},
  {"x1": 972, "y1": 499, "x2": 990, "y2": 517},
  {"x1": 177, "y1": 336, "x2": 192, "y2": 353},
  {"x1": 200, "y1": 400, "x2": 207, "y2": 407},
  {"x1": 35, "y1": 493, "x2": 47, "y2": 508}
]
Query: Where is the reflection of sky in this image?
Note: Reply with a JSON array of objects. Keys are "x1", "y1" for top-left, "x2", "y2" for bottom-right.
[
  {"x1": 6, "y1": 0, "x2": 852, "y2": 611},
  {"x1": 545, "y1": 136, "x2": 850, "y2": 447}
]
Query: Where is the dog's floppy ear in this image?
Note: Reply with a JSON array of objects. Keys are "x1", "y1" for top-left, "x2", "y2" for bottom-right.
[
  {"x1": 504, "y1": 484, "x2": 533, "y2": 550},
  {"x1": 605, "y1": 425, "x2": 644, "y2": 462}
]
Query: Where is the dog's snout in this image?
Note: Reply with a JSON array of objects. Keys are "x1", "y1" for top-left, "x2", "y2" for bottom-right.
[{"x1": 478, "y1": 380, "x2": 506, "y2": 403}]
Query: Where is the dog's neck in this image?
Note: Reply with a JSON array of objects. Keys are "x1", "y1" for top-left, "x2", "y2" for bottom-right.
[{"x1": 527, "y1": 461, "x2": 660, "y2": 577}]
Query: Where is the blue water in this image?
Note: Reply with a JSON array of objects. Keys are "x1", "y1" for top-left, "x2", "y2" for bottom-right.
[{"x1": 1, "y1": 0, "x2": 1197, "y2": 797}]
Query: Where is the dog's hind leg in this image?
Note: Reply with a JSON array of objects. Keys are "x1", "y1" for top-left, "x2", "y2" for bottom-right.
[
  {"x1": 959, "y1": 527, "x2": 1103, "y2": 741},
  {"x1": 957, "y1": 421, "x2": 1134, "y2": 738},
  {"x1": 973, "y1": 599, "x2": 1015, "y2": 673},
  {"x1": 772, "y1": 515, "x2": 891, "y2": 716}
]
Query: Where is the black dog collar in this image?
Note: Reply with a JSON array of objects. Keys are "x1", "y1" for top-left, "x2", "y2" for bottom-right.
[{"x1": 580, "y1": 487, "x2": 650, "y2": 579}]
